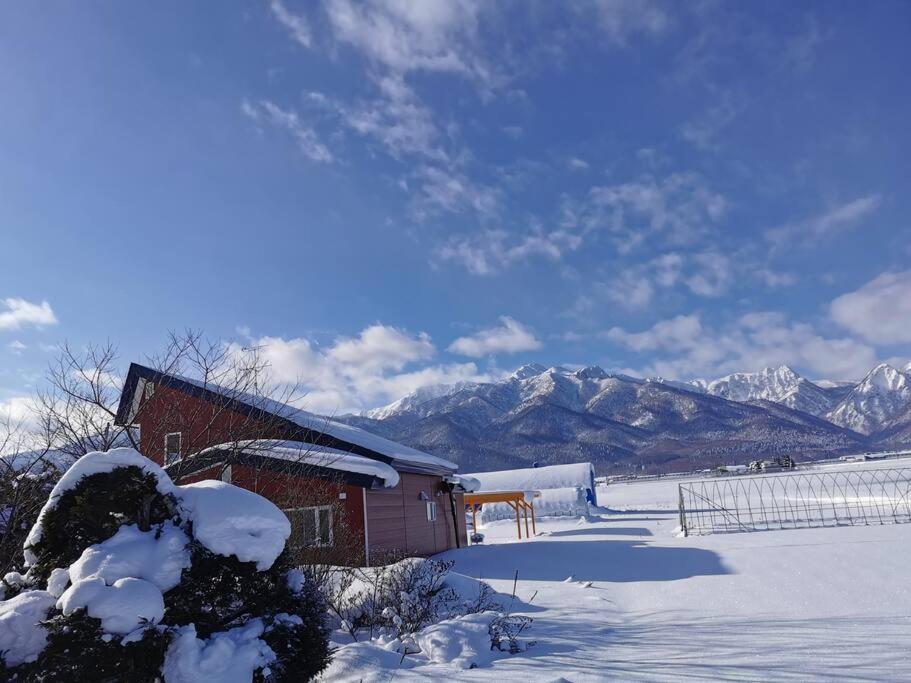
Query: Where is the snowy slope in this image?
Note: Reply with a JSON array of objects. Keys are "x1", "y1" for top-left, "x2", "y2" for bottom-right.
[
  {"x1": 365, "y1": 381, "x2": 477, "y2": 421},
  {"x1": 701, "y1": 365, "x2": 839, "y2": 417},
  {"x1": 827, "y1": 364, "x2": 911, "y2": 435}
]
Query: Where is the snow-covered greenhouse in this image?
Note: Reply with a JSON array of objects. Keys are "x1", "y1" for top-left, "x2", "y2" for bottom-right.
[{"x1": 465, "y1": 462, "x2": 598, "y2": 524}]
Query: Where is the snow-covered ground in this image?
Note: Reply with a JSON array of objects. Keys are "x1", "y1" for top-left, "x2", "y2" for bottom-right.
[{"x1": 328, "y1": 465, "x2": 911, "y2": 681}]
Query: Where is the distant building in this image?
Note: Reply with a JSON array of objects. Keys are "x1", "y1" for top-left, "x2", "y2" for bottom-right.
[
  {"x1": 114, "y1": 363, "x2": 472, "y2": 566},
  {"x1": 465, "y1": 462, "x2": 598, "y2": 522}
]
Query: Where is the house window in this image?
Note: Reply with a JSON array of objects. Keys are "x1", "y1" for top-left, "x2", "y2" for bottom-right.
[
  {"x1": 286, "y1": 506, "x2": 333, "y2": 549},
  {"x1": 143, "y1": 381, "x2": 155, "y2": 400},
  {"x1": 426, "y1": 501, "x2": 438, "y2": 522},
  {"x1": 164, "y1": 432, "x2": 182, "y2": 464}
]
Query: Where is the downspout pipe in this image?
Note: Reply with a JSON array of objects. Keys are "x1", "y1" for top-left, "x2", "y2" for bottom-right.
[{"x1": 442, "y1": 481, "x2": 462, "y2": 549}]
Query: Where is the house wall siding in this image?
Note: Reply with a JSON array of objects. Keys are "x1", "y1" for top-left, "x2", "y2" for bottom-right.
[
  {"x1": 129, "y1": 378, "x2": 465, "y2": 564},
  {"x1": 136, "y1": 382, "x2": 286, "y2": 466},
  {"x1": 366, "y1": 474, "x2": 467, "y2": 561}
]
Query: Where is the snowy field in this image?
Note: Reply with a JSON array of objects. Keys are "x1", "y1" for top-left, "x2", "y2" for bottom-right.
[{"x1": 327, "y1": 463, "x2": 911, "y2": 681}]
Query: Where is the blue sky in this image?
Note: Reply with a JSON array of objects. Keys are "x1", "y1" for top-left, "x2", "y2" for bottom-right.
[{"x1": 1, "y1": 1, "x2": 910, "y2": 415}]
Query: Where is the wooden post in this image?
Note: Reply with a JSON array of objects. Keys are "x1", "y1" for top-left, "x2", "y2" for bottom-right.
[
  {"x1": 471, "y1": 505, "x2": 477, "y2": 541},
  {"x1": 529, "y1": 500, "x2": 537, "y2": 536},
  {"x1": 508, "y1": 500, "x2": 522, "y2": 539},
  {"x1": 522, "y1": 500, "x2": 530, "y2": 538}
]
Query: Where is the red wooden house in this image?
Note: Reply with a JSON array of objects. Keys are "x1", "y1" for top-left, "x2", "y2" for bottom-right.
[{"x1": 114, "y1": 363, "x2": 470, "y2": 566}]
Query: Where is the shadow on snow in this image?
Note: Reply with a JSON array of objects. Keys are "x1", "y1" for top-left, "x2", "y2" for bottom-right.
[{"x1": 441, "y1": 535, "x2": 729, "y2": 583}]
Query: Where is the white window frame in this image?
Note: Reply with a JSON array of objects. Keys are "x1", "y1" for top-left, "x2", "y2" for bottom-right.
[
  {"x1": 164, "y1": 432, "x2": 182, "y2": 464},
  {"x1": 426, "y1": 501, "x2": 438, "y2": 522},
  {"x1": 285, "y1": 505, "x2": 334, "y2": 548}
]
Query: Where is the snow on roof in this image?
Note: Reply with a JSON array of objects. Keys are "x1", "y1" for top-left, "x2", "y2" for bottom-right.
[
  {"x1": 23, "y1": 448, "x2": 177, "y2": 567},
  {"x1": 445, "y1": 474, "x2": 481, "y2": 492},
  {"x1": 127, "y1": 365, "x2": 457, "y2": 473},
  {"x1": 465, "y1": 462, "x2": 596, "y2": 494},
  {"x1": 201, "y1": 440, "x2": 401, "y2": 488}
]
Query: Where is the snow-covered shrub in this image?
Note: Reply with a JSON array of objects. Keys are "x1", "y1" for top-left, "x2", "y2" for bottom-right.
[
  {"x1": 489, "y1": 614, "x2": 534, "y2": 654},
  {"x1": 0, "y1": 448, "x2": 331, "y2": 682},
  {"x1": 326, "y1": 557, "x2": 502, "y2": 643},
  {"x1": 322, "y1": 559, "x2": 535, "y2": 676}
]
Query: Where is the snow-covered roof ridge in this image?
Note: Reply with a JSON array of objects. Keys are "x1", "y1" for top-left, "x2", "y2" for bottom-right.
[
  {"x1": 116, "y1": 363, "x2": 457, "y2": 475},
  {"x1": 199, "y1": 440, "x2": 401, "y2": 488}
]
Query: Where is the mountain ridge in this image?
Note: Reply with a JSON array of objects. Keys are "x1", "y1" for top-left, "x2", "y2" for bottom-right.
[{"x1": 341, "y1": 362, "x2": 910, "y2": 474}]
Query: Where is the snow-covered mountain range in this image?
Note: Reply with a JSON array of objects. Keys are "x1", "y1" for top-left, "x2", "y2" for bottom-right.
[{"x1": 341, "y1": 361, "x2": 911, "y2": 474}]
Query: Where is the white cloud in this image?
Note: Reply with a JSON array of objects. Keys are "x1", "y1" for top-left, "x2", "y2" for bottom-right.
[
  {"x1": 327, "y1": 325, "x2": 434, "y2": 372},
  {"x1": 0, "y1": 298, "x2": 58, "y2": 331},
  {"x1": 830, "y1": 271, "x2": 911, "y2": 344},
  {"x1": 766, "y1": 194, "x2": 882, "y2": 246},
  {"x1": 567, "y1": 157, "x2": 590, "y2": 171},
  {"x1": 684, "y1": 251, "x2": 732, "y2": 297},
  {"x1": 241, "y1": 99, "x2": 334, "y2": 163},
  {"x1": 436, "y1": 227, "x2": 580, "y2": 275},
  {"x1": 0, "y1": 395, "x2": 38, "y2": 431},
  {"x1": 563, "y1": 172, "x2": 726, "y2": 253},
  {"x1": 605, "y1": 251, "x2": 732, "y2": 311},
  {"x1": 312, "y1": 77, "x2": 449, "y2": 163},
  {"x1": 269, "y1": 0, "x2": 312, "y2": 48},
  {"x1": 227, "y1": 325, "x2": 490, "y2": 414},
  {"x1": 355, "y1": 362, "x2": 487, "y2": 405},
  {"x1": 652, "y1": 252, "x2": 684, "y2": 287},
  {"x1": 754, "y1": 268, "x2": 797, "y2": 288},
  {"x1": 606, "y1": 270, "x2": 656, "y2": 310},
  {"x1": 8, "y1": 340, "x2": 26, "y2": 355},
  {"x1": 679, "y1": 91, "x2": 743, "y2": 151},
  {"x1": 306, "y1": 80, "x2": 495, "y2": 221},
  {"x1": 410, "y1": 165, "x2": 499, "y2": 220},
  {"x1": 606, "y1": 311, "x2": 878, "y2": 380},
  {"x1": 585, "y1": 0, "x2": 672, "y2": 46},
  {"x1": 783, "y1": 16, "x2": 830, "y2": 72},
  {"x1": 324, "y1": 0, "x2": 492, "y2": 83},
  {"x1": 448, "y1": 316, "x2": 543, "y2": 357}
]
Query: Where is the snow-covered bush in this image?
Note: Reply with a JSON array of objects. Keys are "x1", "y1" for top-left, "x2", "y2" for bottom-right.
[
  {"x1": 321, "y1": 563, "x2": 535, "y2": 678},
  {"x1": 489, "y1": 614, "x2": 534, "y2": 654},
  {"x1": 325, "y1": 557, "x2": 502, "y2": 643},
  {"x1": 0, "y1": 448, "x2": 331, "y2": 682}
]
